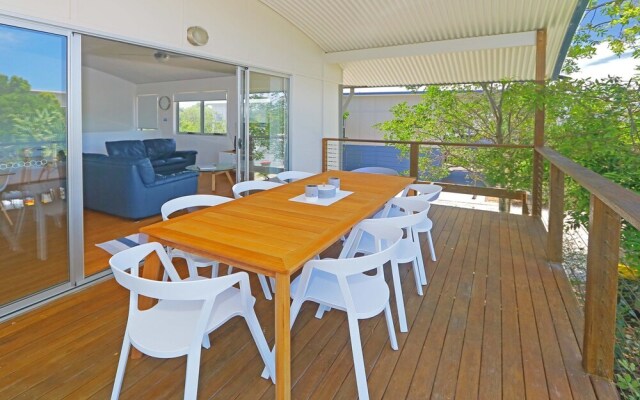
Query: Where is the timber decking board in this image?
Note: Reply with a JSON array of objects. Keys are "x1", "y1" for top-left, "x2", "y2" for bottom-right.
[{"x1": 0, "y1": 205, "x2": 619, "y2": 400}]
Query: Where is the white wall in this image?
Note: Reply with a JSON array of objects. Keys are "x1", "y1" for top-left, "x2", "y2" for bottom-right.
[
  {"x1": 0, "y1": 0, "x2": 343, "y2": 171},
  {"x1": 343, "y1": 93, "x2": 423, "y2": 140}
]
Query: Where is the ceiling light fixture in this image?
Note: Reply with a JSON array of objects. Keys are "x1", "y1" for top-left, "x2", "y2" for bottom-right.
[
  {"x1": 153, "y1": 51, "x2": 170, "y2": 62},
  {"x1": 187, "y1": 26, "x2": 209, "y2": 46}
]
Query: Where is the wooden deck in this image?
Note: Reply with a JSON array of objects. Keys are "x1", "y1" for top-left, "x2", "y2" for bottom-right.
[{"x1": 0, "y1": 205, "x2": 618, "y2": 399}]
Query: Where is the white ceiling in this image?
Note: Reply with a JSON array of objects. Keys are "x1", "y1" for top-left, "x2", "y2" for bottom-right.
[
  {"x1": 260, "y1": 0, "x2": 584, "y2": 86},
  {"x1": 82, "y1": 36, "x2": 236, "y2": 84}
]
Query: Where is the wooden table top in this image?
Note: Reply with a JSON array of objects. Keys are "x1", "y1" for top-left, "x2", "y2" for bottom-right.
[{"x1": 141, "y1": 170, "x2": 414, "y2": 276}]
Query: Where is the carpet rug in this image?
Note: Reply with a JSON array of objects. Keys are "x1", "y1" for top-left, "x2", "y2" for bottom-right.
[{"x1": 95, "y1": 233, "x2": 148, "y2": 255}]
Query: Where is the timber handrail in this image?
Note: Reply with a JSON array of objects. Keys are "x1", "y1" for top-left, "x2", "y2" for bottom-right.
[
  {"x1": 537, "y1": 146, "x2": 640, "y2": 229},
  {"x1": 539, "y1": 145, "x2": 640, "y2": 381},
  {"x1": 324, "y1": 137, "x2": 533, "y2": 149}
]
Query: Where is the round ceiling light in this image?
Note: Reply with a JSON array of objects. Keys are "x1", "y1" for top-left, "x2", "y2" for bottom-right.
[{"x1": 187, "y1": 26, "x2": 209, "y2": 46}]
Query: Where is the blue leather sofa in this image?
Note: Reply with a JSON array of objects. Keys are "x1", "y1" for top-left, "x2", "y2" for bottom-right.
[
  {"x1": 83, "y1": 153, "x2": 199, "y2": 219},
  {"x1": 105, "y1": 139, "x2": 197, "y2": 174}
]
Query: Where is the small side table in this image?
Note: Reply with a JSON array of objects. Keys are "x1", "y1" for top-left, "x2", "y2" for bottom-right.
[{"x1": 186, "y1": 164, "x2": 235, "y2": 192}]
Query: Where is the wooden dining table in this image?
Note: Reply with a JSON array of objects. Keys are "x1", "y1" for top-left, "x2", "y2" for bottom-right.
[{"x1": 139, "y1": 170, "x2": 414, "y2": 399}]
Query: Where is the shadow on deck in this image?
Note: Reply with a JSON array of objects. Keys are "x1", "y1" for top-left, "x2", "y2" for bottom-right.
[{"x1": 0, "y1": 205, "x2": 618, "y2": 399}]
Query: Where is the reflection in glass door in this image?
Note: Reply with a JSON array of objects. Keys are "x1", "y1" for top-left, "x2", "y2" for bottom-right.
[
  {"x1": 245, "y1": 71, "x2": 289, "y2": 181},
  {"x1": 0, "y1": 22, "x2": 71, "y2": 312}
]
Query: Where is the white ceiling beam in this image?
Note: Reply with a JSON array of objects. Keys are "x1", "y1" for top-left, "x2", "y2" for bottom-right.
[{"x1": 325, "y1": 31, "x2": 537, "y2": 63}]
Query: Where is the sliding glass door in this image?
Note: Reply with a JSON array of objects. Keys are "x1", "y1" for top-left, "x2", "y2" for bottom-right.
[
  {"x1": 0, "y1": 21, "x2": 72, "y2": 314},
  {"x1": 238, "y1": 70, "x2": 290, "y2": 181}
]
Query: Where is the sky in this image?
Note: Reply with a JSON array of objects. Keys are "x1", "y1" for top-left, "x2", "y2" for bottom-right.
[{"x1": 0, "y1": 24, "x2": 67, "y2": 92}]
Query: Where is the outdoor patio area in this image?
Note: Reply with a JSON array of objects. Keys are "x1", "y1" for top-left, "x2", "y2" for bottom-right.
[{"x1": 0, "y1": 204, "x2": 618, "y2": 399}]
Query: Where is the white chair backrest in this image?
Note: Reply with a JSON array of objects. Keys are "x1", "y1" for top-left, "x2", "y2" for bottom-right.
[
  {"x1": 312, "y1": 224, "x2": 402, "y2": 278},
  {"x1": 351, "y1": 166, "x2": 399, "y2": 176},
  {"x1": 232, "y1": 180, "x2": 283, "y2": 199},
  {"x1": 276, "y1": 170, "x2": 314, "y2": 183},
  {"x1": 161, "y1": 194, "x2": 232, "y2": 220},
  {"x1": 402, "y1": 183, "x2": 443, "y2": 201},
  {"x1": 109, "y1": 242, "x2": 249, "y2": 303},
  {"x1": 381, "y1": 195, "x2": 431, "y2": 219}
]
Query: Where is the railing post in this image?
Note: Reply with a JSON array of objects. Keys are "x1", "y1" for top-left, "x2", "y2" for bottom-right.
[
  {"x1": 547, "y1": 164, "x2": 564, "y2": 263},
  {"x1": 583, "y1": 195, "x2": 621, "y2": 379},
  {"x1": 409, "y1": 142, "x2": 419, "y2": 178},
  {"x1": 532, "y1": 29, "x2": 546, "y2": 218},
  {"x1": 322, "y1": 138, "x2": 328, "y2": 172}
]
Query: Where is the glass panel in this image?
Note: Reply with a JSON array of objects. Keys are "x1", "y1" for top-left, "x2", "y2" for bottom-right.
[
  {"x1": 248, "y1": 72, "x2": 289, "y2": 180},
  {"x1": 0, "y1": 23, "x2": 69, "y2": 306},
  {"x1": 177, "y1": 101, "x2": 201, "y2": 133},
  {"x1": 204, "y1": 100, "x2": 227, "y2": 134}
]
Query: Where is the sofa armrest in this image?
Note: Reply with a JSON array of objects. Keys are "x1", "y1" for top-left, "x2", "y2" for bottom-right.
[{"x1": 173, "y1": 150, "x2": 197, "y2": 166}]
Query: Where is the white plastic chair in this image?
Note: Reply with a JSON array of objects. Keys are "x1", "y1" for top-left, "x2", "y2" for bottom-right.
[
  {"x1": 384, "y1": 190, "x2": 438, "y2": 264},
  {"x1": 161, "y1": 195, "x2": 233, "y2": 279},
  {"x1": 232, "y1": 180, "x2": 283, "y2": 199},
  {"x1": 276, "y1": 170, "x2": 314, "y2": 183},
  {"x1": 351, "y1": 166, "x2": 399, "y2": 175},
  {"x1": 230, "y1": 180, "x2": 284, "y2": 299},
  {"x1": 340, "y1": 197, "x2": 430, "y2": 332},
  {"x1": 265, "y1": 223, "x2": 403, "y2": 400},
  {"x1": 109, "y1": 243, "x2": 274, "y2": 400},
  {"x1": 401, "y1": 183, "x2": 443, "y2": 201}
]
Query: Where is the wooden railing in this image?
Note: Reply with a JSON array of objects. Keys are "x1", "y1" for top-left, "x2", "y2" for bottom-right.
[
  {"x1": 538, "y1": 146, "x2": 640, "y2": 379},
  {"x1": 322, "y1": 137, "x2": 532, "y2": 214}
]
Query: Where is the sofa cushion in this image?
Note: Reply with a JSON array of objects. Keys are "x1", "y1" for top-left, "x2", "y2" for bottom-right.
[
  {"x1": 106, "y1": 140, "x2": 147, "y2": 159},
  {"x1": 144, "y1": 139, "x2": 176, "y2": 160},
  {"x1": 150, "y1": 159, "x2": 167, "y2": 167}
]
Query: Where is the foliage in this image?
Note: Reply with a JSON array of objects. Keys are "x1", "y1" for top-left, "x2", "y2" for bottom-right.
[
  {"x1": 566, "y1": 0, "x2": 640, "y2": 74},
  {"x1": 375, "y1": 82, "x2": 537, "y2": 193},
  {"x1": 0, "y1": 74, "x2": 66, "y2": 161},
  {"x1": 248, "y1": 92, "x2": 287, "y2": 163},
  {"x1": 177, "y1": 101, "x2": 226, "y2": 134}
]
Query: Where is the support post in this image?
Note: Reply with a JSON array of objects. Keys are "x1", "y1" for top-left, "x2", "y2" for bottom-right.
[
  {"x1": 409, "y1": 142, "x2": 420, "y2": 178},
  {"x1": 547, "y1": 164, "x2": 565, "y2": 262},
  {"x1": 583, "y1": 195, "x2": 621, "y2": 379},
  {"x1": 532, "y1": 29, "x2": 546, "y2": 217}
]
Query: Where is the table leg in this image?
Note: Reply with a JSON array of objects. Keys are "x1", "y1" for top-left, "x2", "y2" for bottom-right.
[
  {"x1": 211, "y1": 172, "x2": 216, "y2": 192},
  {"x1": 275, "y1": 273, "x2": 291, "y2": 400},
  {"x1": 131, "y1": 251, "x2": 162, "y2": 359},
  {"x1": 224, "y1": 170, "x2": 235, "y2": 186}
]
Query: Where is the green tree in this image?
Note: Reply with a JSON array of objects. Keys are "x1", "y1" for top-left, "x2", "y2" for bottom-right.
[{"x1": 0, "y1": 74, "x2": 66, "y2": 162}]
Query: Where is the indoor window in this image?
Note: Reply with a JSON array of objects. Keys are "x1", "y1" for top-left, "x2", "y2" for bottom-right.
[{"x1": 176, "y1": 91, "x2": 227, "y2": 135}]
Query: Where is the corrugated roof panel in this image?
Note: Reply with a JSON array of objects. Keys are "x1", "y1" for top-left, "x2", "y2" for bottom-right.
[{"x1": 260, "y1": 0, "x2": 582, "y2": 86}]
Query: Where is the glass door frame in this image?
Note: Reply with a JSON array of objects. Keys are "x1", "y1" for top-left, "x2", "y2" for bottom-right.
[
  {"x1": 236, "y1": 68, "x2": 291, "y2": 182},
  {"x1": 0, "y1": 16, "x2": 84, "y2": 319}
]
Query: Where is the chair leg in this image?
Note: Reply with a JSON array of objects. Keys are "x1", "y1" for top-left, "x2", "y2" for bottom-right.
[
  {"x1": 390, "y1": 260, "x2": 408, "y2": 332},
  {"x1": 211, "y1": 263, "x2": 219, "y2": 278},
  {"x1": 227, "y1": 265, "x2": 234, "y2": 275},
  {"x1": 262, "y1": 298, "x2": 305, "y2": 380},
  {"x1": 184, "y1": 348, "x2": 202, "y2": 400},
  {"x1": 269, "y1": 277, "x2": 276, "y2": 293},
  {"x1": 427, "y1": 230, "x2": 437, "y2": 262},
  {"x1": 346, "y1": 313, "x2": 370, "y2": 400},
  {"x1": 185, "y1": 256, "x2": 200, "y2": 279},
  {"x1": 111, "y1": 336, "x2": 131, "y2": 400},
  {"x1": 245, "y1": 309, "x2": 276, "y2": 383},
  {"x1": 415, "y1": 239, "x2": 428, "y2": 286},
  {"x1": 202, "y1": 333, "x2": 211, "y2": 349},
  {"x1": 383, "y1": 303, "x2": 399, "y2": 350},
  {"x1": 315, "y1": 304, "x2": 330, "y2": 319},
  {"x1": 258, "y1": 274, "x2": 272, "y2": 300},
  {"x1": 412, "y1": 259, "x2": 424, "y2": 296}
]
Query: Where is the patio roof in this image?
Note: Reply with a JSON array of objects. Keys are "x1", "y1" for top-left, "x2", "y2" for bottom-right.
[{"x1": 259, "y1": 0, "x2": 587, "y2": 86}]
